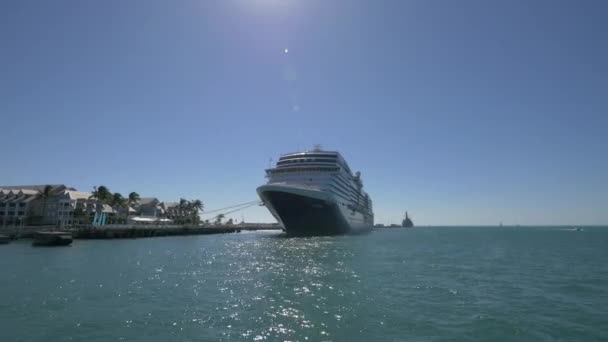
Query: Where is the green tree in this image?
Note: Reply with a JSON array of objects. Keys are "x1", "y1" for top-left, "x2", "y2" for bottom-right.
[
  {"x1": 111, "y1": 192, "x2": 125, "y2": 206},
  {"x1": 111, "y1": 193, "x2": 128, "y2": 223},
  {"x1": 128, "y1": 192, "x2": 140, "y2": 206},
  {"x1": 37, "y1": 185, "x2": 54, "y2": 223},
  {"x1": 191, "y1": 199, "x2": 203, "y2": 224},
  {"x1": 90, "y1": 185, "x2": 112, "y2": 224},
  {"x1": 191, "y1": 199, "x2": 204, "y2": 212},
  {"x1": 178, "y1": 198, "x2": 189, "y2": 224},
  {"x1": 215, "y1": 214, "x2": 225, "y2": 225},
  {"x1": 127, "y1": 192, "x2": 140, "y2": 221},
  {"x1": 91, "y1": 185, "x2": 112, "y2": 204}
]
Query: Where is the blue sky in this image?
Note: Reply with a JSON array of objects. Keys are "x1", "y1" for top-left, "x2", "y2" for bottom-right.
[{"x1": 1, "y1": 0, "x2": 607, "y2": 225}]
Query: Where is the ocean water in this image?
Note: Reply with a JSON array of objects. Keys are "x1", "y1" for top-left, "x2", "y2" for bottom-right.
[{"x1": 1, "y1": 227, "x2": 608, "y2": 341}]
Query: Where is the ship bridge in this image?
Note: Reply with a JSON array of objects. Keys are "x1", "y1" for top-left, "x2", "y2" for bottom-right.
[{"x1": 268, "y1": 151, "x2": 352, "y2": 175}]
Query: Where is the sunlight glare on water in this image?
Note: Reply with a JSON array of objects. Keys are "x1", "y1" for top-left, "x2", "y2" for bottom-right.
[{"x1": 1, "y1": 227, "x2": 608, "y2": 341}]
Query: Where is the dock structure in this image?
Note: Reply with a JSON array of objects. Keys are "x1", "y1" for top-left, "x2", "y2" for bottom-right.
[
  {"x1": 0, "y1": 224, "x2": 282, "y2": 240},
  {"x1": 32, "y1": 231, "x2": 73, "y2": 246},
  {"x1": 73, "y1": 226, "x2": 241, "y2": 239}
]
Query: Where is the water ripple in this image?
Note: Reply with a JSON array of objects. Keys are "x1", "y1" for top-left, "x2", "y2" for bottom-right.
[{"x1": 1, "y1": 228, "x2": 608, "y2": 340}]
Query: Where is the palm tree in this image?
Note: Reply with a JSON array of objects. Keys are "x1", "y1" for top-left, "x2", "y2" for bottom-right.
[
  {"x1": 99, "y1": 186, "x2": 112, "y2": 203},
  {"x1": 111, "y1": 192, "x2": 124, "y2": 205},
  {"x1": 90, "y1": 186, "x2": 99, "y2": 201},
  {"x1": 37, "y1": 185, "x2": 54, "y2": 224},
  {"x1": 91, "y1": 185, "x2": 112, "y2": 204},
  {"x1": 128, "y1": 192, "x2": 140, "y2": 205},
  {"x1": 90, "y1": 185, "x2": 112, "y2": 224},
  {"x1": 215, "y1": 214, "x2": 225, "y2": 225},
  {"x1": 111, "y1": 193, "x2": 128, "y2": 224},
  {"x1": 127, "y1": 192, "x2": 140, "y2": 221},
  {"x1": 191, "y1": 199, "x2": 204, "y2": 212},
  {"x1": 191, "y1": 199, "x2": 203, "y2": 224},
  {"x1": 178, "y1": 198, "x2": 189, "y2": 224},
  {"x1": 179, "y1": 198, "x2": 189, "y2": 208}
]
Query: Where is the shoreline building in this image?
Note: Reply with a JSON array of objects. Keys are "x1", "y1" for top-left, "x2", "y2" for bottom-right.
[
  {"x1": 0, "y1": 185, "x2": 76, "y2": 226},
  {"x1": 1, "y1": 184, "x2": 201, "y2": 227}
]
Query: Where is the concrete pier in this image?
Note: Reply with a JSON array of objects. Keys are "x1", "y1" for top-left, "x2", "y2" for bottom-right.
[
  {"x1": 73, "y1": 226, "x2": 241, "y2": 239},
  {"x1": 0, "y1": 224, "x2": 282, "y2": 241}
]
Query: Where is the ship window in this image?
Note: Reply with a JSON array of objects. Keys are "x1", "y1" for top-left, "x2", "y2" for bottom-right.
[{"x1": 279, "y1": 154, "x2": 338, "y2": 161}]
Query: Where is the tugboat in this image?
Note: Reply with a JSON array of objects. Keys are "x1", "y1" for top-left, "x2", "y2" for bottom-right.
[
  {"x1": 402, "y1": 212, "x2": 414, "y2": 228},
  {"x1": 32, "y1": 231, "x2": 73, "y2": 247}
]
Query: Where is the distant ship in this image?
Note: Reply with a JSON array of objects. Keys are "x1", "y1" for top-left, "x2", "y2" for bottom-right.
[
  {"x1": 402, "y1": 211, "x2": 414, "y2": 228},
  {"x1": 257, "y1": 147, "x2": 374, "y2": 236}
]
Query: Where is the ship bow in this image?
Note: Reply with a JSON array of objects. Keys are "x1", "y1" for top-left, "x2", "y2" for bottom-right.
[{"x1": 257, "y1": 185, "x2": 350, "y2": 236}]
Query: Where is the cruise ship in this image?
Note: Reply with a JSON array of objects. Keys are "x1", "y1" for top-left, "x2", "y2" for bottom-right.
[{"x1": 257, "y1": 147, "x2": 374, "y2": 235}]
